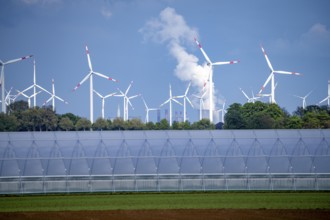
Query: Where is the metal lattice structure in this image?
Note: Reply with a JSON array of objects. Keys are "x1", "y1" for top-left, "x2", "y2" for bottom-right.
[{"x1": 0, "y1": 129, "x2": 329, "y2": 194}]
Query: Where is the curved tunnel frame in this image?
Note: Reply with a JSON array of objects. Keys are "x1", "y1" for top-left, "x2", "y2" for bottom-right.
[{"x1": 0, "y1": 129, "x2": 329, "y2": 194}]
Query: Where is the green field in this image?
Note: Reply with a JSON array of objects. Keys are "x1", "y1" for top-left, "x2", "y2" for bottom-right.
[{"x1": 0, "y1": 192, "x2": 329, "y2": 212}]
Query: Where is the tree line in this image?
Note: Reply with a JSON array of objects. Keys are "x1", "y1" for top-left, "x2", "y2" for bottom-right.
[
  {"x1": 0, "y1": 100, "x2": 329, "y2": 132},
  {"x1": 0, "y1": 100, "x2": 215, "y2": 131},
  {"x1": 224, "y1": 101, "x2": 330, "y2": 129}
]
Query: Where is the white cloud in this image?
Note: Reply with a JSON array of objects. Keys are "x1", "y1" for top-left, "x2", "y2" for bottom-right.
[
  {"x1": 101, "y1": 6, "x2": 112, "y2": 19},
  {"x1": 140, "y1": 7, "x2": 221, "y2": 110},
  {"x1": 301, "y1": 23, "x2": 330, "y2": 43}
]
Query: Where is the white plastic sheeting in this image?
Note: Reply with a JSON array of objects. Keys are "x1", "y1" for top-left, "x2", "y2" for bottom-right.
[{"x1": 0, "y1": 129, "x2": 329, "y2": 194}]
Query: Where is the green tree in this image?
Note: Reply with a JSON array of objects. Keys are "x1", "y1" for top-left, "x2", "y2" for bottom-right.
[
  {"x1": 285, "y1": 115, "x2": 303, "y2": 129},
  {"x1": 191, "y1": 119, "x2": 215, "y2": 130},
  {"x1": 145, "y1": 121, "x2": 156, "y2": 130},
  {"x1": 0, "y1": 113, "x2": 19, "y2": 131},
  {"x1": 75, "y1": 118, "x2": 91, "y2": 131},
  {"x1": 157, "y1": 119, "x2": 170, "y2": 130},
  {"x1": 111, "y1": 118, "x2": 126, "y2": 130},
  {"x1": 249, "y1": 111, "x2": 275, "y2": 129},
  {"x1": 40, "y1": 107, "x2": 58, "y2": 131},
  {"x1": 92, "y1": 118, "x2": 109, "y2": 131},
  {"x1": 317, "y1": 111, "x2": 330, "y2": 128},
  {"x1": 127, "y1": 118, "x2": 144, "y2": 130},
  {"x1": 224, "y1": 103, "x2": 246, "y2": 129},
  {"x1": 302, "y1": 112, "x2": 320, "y2": 128},
  {"x1": 172, "y1": 121, "x2": 182, "y2": 130},
  {"x1": 60, "y1": 113, "x2": 81, "y2": 125},
  {"x1": 20, "y1": 108, "x2": 43, "y2": 131},
  {"x1": 59, "y1": 117, "x2": 74, "y2": 131},
  {"x1": 8, "y1": 100, "x2": 29, "y2": 113}
]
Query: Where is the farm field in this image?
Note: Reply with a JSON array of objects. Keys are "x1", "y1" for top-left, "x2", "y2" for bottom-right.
[{"x1": 0, "y1": 192, "x2": 329, "y2": 220}]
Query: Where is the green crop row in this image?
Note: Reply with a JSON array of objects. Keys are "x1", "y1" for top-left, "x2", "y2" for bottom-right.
[{"x1": 0, "y1": 192, "x2": 329, "y2": 212}]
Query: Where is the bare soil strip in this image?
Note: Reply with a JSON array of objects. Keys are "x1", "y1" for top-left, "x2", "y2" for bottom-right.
[{"x1": 1, "y1": 209, "x2": 330, "y2": 220}]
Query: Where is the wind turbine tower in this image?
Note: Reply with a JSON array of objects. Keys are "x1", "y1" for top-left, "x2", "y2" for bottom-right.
[
  {"x1": 319, "y1": 80, "x2": 330, "y2": 106},
  {"x1": 44, "y1": 79, "x2": 68, "y2": 111},
  {"x1": 194, "y1": 38, "x2": 239, "y2": 123},
  {"x1": 72, "y1": 46, "x2": 118, "y2": 123},
  {"x1": 173, "y1": 81, "x2": 193, "y2": 122},
  {"x1": 19, "y1": 59, "x2": 52, "y2": 108},
  {"x1": 293, "y1": 90, "x2": 312, "y2": 109},
  {"x1": 93, "y1": 90, "x2": 116, "y2": 119},
  {"x1": 160, "y1": 84, "x2": 182, "y2": 127},
  {"x1": 258, "y1": 45, "x2": 302, "y2": 103},
  {"x1": 0, "y1": 54, "x2": 33, "y2": 113}
]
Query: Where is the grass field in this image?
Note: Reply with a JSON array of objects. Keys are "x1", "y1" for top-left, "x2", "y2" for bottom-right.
[{"x1": 0, "y1": 192, "x2": 329, "y2": 212}]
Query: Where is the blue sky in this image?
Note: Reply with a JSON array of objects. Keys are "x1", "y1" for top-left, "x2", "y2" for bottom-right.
[{"x1": 1, "y1": 0, "x2": 330, "y2": 123}]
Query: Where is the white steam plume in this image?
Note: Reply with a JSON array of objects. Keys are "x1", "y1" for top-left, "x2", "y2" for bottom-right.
[{"x1": 139, "y1": 7, "x2": 217, "y2": 110}]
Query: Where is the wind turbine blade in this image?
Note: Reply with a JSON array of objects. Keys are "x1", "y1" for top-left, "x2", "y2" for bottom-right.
[
  {"x1": 160, "y1": 99, "x2": 170, "y2": 107},
  {"x1": 125, "y1": 81, "x2": 133, "y2": 95},
  {"x1": 16, "y1": 90, "x2": 28, "y2": 99},
  {"x1": 185, "y1": 81, "x2": 191, "y2": 96},
  {"x1": 201, "y1": 90, "x2": 207, "y2": 98},
  {"x1": 305, "y1": 90, "x2": 313, "y2": 98},
  {"x1": 319, "y1": 97, "x2": 329, "y2": 104},
  {"x1": 54, "y1": 95, "x2": 65, "y2": 102},
  {"x1": 31, "y1": 90, "x2": 42, "y2": 98},
  {"x1": 36, "y1": 84, "x2": 52, "y2": 96},
  {"x1": 104, "y1": 92, "x2": 116, "y2": 99},
  {"x1": 240, "y1": 88, "x2": 250, "y2": 100},
  {"x1": 5, "y1": 55, "x2": 33, "y2": 65},
  {"x1": 127, "y1": 99, "x2": 134, "y2": 109},
  {"x1": 44, "y1": 96, "x2": 53, "y2": 105},
  {"x1": 212, "y1": 60, "x2": 240, "y2": 65},
  {"x1": 116, "y1": 88, "x2": 125, "y2": 96},
  {"x1": 93, "y1": 71, "x2": 118, "y2": 82},
  {"x1": 72, "y1": 72, "x2": 91, "y2": 91},
  {"x1": 142, "y1": 97, "x2": 148, "y2": 109},
  {"x1": 274, "y1": 70, "x2": 302, "y2": 76},
  {"x1": 93, "y1": 90, "x2": 103, "y2": 98},
  {"x1": 85, "y1": 46, "x2": 93, "y2": 71},
  {"x1": 258, "y1": 73, "x2": 273, "y2": 94},
  {"x1": 173, "y1": 95, "x2": 184, "y2": 99},
  {"x1": 186, "y1": 96, "x2": 194, "y2": 108},
  {"x1": 172, "y1": 98, "x2": 183, "y2": 106},
  {"x1": 194, "y1": 38, "x2": 212, "y2": 64},
  {"x1": 20, "y1": 85, "x2": 34, "y2": 94},
  {"x1": 128, "y1": 94, "x2": 140, "y2": 100},
  {"x1": 260, "y1": 45, "x2": 274, "y2": 71},
  {"x1": 293, "y1": 94, "x2": 303, "y2": 99}
]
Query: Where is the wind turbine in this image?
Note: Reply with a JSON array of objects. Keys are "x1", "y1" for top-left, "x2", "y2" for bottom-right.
[
  {"x1": 3, "y1": 87, "x2": 16, "y2": 106},
  {"x1": 1, "y1": 54, "x2": 33, "y2": 113},
  {"x1": 173, "y1": 81, "x2": 194, "y2": 122},
  {"x1": 115, "y1": 81, "x2": 140, "y2": 121},
  {"x1": 257, "y1": 45, "x2": 302, "y2": 103},
  {"x1": 293, "y1": 90, "x2": 313, "y2": 109},
  {"x1": 141, "y1": 96, "x2": 159, "y2": 123},
  {"x1": 19, "y1": 59, "x2": 52, "y2": 108},
  {"x1": 193, "y1": 88, "x2": 207, "y2": 121},
  {"x1": 194, "y1": 37, "x2": 239, "y2": 123},
  {"x1": 93, "y1": 90, "x2": 116, "y2": 119},
  {"x1": 216, "y1": 100, "x2": 226, "y2": 123},
  {"x1": 72, "y1": 46, "x2": 118, "y2": 123},
  {"x1": 16, "y1": 90, "x2": 42, "y2": 108},
  {"x1": 319, "y1": 80, "x2": 330, "y2": 106},
  {"x1": 240, "y1": 88, "x2": 260, "y2": 103},
  {"x1": 43, "y1": 79, "x2": 68, "y2": 111},
  {"x1": 160, "y1": 84, "x2": 182, "y2": 127}
]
